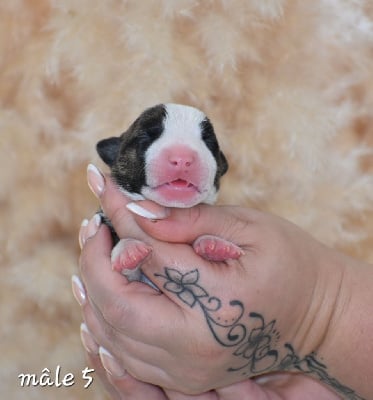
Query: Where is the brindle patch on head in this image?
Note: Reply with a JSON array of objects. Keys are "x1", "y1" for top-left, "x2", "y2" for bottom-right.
[
  {"x1": 119, "y1": 104, "x2": 167, "y2": 151},
  {"x1": 110, "y1": 104, "x2": 167, "y2": 194}
]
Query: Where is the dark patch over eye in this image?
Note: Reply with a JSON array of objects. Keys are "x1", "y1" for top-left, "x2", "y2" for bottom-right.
[
  {"x1": 146, "y1": 124, "x2": 164, "y2": 136},
  {"x1": 200, "y1": 118, "x2": 220, "y2": 155},
  {"x1": 131, "y1": 104, "x2": 167, "y2": 152},
  {"x1": 136, "y1": 124, "x2": 163, "y2": 151},
  {"x1": 200, "y1": 117, "x2": 229, "y2": 180}
]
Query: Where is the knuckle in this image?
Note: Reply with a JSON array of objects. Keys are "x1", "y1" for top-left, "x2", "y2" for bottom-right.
[
  {"x1": 107, "y1": 205, "x2": 127, "y2": 229},
  {"x1": 102, "y1": 320, "x2": 117, "y2": 344},
  {"x1": 100, "y1": 297, "x2": 128, "y2": 327}
]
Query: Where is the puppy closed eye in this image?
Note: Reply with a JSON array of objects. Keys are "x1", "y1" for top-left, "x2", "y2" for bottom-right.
[{"x1": 137, "y1": 125, "x2": 163, "y2": 149}]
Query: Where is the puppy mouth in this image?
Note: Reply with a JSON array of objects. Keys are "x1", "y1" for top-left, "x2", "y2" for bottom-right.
[
  {"x1": 146, "y1": 178, "x2": 202, "y2": 207},
  {"x1": 164, "y1": 179, "x2": 200, "y2": 192}
]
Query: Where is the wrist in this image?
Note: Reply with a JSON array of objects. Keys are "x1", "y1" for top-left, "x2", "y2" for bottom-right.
[
  {"x1": 300, "y1": 250, "x2": 372, "y2": 399},
  {"x1": 281, "y1": 244, "x2": 345, "y2": 358}
]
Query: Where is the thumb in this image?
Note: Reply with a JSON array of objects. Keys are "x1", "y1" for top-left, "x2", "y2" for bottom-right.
[{"x1": 126, "y1": 201, "x2": 255, "y2": 245}]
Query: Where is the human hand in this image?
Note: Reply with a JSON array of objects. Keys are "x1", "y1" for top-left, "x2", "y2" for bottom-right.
[
  {"x1": 77, "y1": 169, "x2": 350, "y2": 397},
  {"x1": 76, "y1": 318, "x2": 339, "y2": 400}
]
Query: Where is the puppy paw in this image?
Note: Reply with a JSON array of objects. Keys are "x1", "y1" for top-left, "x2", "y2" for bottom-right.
[
  {"x1": 111, "y1": 239, "x2": 152, "y2": 279},
  {"x1": 193, "y1": 235, "x2": 243, "y2": 262}
]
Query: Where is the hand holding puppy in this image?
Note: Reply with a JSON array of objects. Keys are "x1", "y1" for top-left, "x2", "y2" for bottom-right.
[{"x1": 76, "y1": 172, "x2": 373, "y2": 399}]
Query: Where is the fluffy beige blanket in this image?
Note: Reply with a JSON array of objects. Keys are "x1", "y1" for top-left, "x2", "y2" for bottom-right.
[{"x1": 1, "y1": 1, "x2": 372, "y2": 398}]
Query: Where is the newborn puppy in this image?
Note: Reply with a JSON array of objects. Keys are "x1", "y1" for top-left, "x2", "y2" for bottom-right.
[{"x1": 96, "y1": 103, "x2": 242, "y2": 286}]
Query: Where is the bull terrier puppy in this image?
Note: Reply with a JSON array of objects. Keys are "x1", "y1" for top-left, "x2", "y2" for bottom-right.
[{"x1": 96, "y1": 103, "x2": 243, "y2": 288}]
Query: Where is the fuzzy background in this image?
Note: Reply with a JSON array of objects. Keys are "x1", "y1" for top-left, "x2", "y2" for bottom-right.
[{"x1": 1, "y1": 1, "x2": 373, "y2": 399}]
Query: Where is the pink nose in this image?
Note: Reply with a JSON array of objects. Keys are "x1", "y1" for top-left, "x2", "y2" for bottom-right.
[{"x1": 168, "y1": 147, "x2": 196, "y2": 169}]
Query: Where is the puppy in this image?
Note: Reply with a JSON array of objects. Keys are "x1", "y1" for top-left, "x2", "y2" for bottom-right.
[{"x1": 96, "y1": 103, "x2": 242, "y2": 287}]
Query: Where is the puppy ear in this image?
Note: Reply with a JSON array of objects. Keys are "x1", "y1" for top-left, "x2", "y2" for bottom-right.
[
  {"x1": 218, "y1": 151, "x2": 229, "y2": 176},
  {"x1": 96, "y1": 137, "x2": 121, "y2": 167}
]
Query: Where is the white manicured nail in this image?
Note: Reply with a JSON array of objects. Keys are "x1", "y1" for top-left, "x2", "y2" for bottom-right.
[
  {"x1": 80, "y1": 323, "x2": 99, "y2": 355},
  {"x1": 99, "y1": 347, "x2": 126, "y2": 378},
  {"x1": 79, "y1": 219, "x2": 89, "y2": 249},
  {"x1": 126, "y1": 202, "x2": 169, "y2": 220},
  {"x1": 87, "y1": 164, "x2": 106, "y2": 198},
  {"x1": 71, "y1": 275, "x2": 86, "y2": 306}
]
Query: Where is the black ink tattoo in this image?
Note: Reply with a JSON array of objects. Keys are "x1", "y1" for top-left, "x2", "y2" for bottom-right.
[
  {"x1": 155, "y1": 267, "x2": 365, "y2": 400},
  {"x1": 229, "y1": 312, "x2": 281, "y2": 375},
  {"x1": 279, "y1": 344, "x2": 365, "y2": 400}
]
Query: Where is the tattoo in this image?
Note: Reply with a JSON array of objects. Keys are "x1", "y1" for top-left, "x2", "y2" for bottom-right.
[
  {"x1": 279, "y1": 344, "x2": 365, "y2": 400},
  {"x1": 155, "y1": 267, "x2": 365, "y2": 400}
]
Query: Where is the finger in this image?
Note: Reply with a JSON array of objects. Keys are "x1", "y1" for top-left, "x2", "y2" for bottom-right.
[
  {"x1": 83, "y1": 341, "x2": 121, "y2": 400},
  {"x1": 105, "y1": 351, "x2": 174, "y2": 392},
  {"x1": 107, "y1": 373, "x2": 167, "y2": 400},
  {"x1": 127, "y1": 203, "x2": 259, "y2": 245},
  {"x1": 96, "y1": 175, "x2": 150, "y2": 239},
  {"x1": 100, "y1": 177, "x2": 141, "y2": 238},
  {"x1": 79, "y1": 222, "x2": 131, "y2": 307},
  {"x1": 87, "y1": 165, "x2": 146, "y2": 239},
  {"x1": 82, "y1": 332, "x2": 167, "y2": 400}
]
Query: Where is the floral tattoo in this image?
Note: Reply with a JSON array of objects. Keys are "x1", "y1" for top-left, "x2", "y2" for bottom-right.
[{"x1": 155, "y1": 267, "x2": 365, "y2": 400}]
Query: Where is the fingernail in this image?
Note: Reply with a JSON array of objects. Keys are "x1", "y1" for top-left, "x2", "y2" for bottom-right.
[
  {"x1": 126, "y1": 202, "x2": 170, "y2": 220},
  {"x1": 71, "y1": 275, "x2": 86, "y2": 306},
  {"x1": 79, "y1": 219, "x2": 89, "y2": 249},
  {"x1": 86, "y1": 214, "x2": 101, "y2": 240},
  {"x1": 87, "y1": 164, "x2": 106, "y2": 198},
  {"x1": 80, "y1": 323, "x2": 99, "y2": 355},
  {"x1": 99, "y1": 347, "x2": 126, "y2": 378}
]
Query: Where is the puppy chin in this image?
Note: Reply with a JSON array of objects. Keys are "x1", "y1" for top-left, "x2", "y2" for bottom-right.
[{"x1": 142, "y1": 185, "x2": 217, "y2": 208}]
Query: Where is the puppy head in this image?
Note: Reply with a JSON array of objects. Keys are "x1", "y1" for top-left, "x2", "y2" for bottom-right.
[{"x1": 96, "y1": 103, "x2": 228, "y2": 207}]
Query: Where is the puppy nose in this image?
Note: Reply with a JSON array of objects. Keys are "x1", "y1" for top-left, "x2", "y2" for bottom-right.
[{"x1": 168, "y1": 147, "x2": 196, "y2": 169}]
